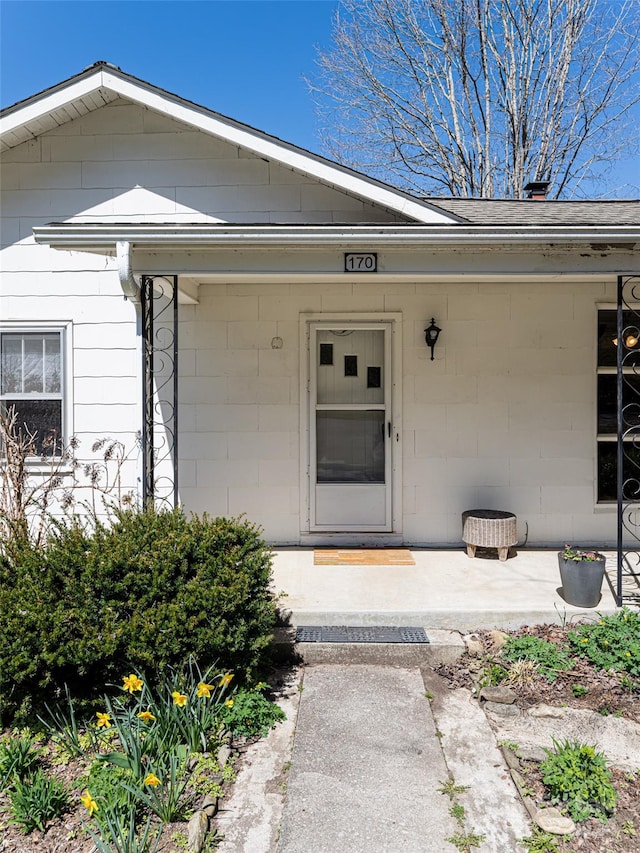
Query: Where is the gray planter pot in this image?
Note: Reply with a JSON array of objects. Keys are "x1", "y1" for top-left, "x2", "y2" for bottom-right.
[{"x1": 558, "y1": 554, "x2": 606, "y2": 607}]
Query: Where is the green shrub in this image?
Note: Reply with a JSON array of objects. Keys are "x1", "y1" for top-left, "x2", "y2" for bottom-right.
[
  {"x1": 0, "y1": 507, "x2": 277, "y2": 725},
  {"x1": 568, "y1": 609, "x2": 640, "y2": 676},
  {"x1": 501, "y1": 635, "x2": 573, "y2": 682},
  {"x1": 540, "y1": 739, "x2": 616, "y2": 822}
]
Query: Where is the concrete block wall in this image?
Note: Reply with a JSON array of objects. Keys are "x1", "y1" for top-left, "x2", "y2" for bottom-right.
[{"x1": 177, "y1": 277, "x2": 616, "y2": 547}]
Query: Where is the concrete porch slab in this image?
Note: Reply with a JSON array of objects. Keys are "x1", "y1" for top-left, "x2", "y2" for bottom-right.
[{"x1": 271, "y1": 548, "x2": 620, "y2": 631}]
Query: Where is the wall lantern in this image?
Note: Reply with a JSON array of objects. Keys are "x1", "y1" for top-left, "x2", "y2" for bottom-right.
[
  {"x1": 613, "y1": 332, "x2": 639, "y2": 348},
  {"x1": 424, "y1": 318, "x2": 442, "y2": 361}
]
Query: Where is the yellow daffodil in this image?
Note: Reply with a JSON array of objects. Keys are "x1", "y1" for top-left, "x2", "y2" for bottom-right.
[
  {"x1": 137, "y1": 710, "x2": 156, "y2": 723},
  {"x1": 225, "y1": 698, "x2": 234, "y2": 708},
  {"x1": 122, "y1": 674, "x2": 144, "y2": 694},
  {"x1": 219, "y1": 672, "x2": 234, "y2": 688},
  {"x1": 171, "y1": 690, "x2": 188, "y2": 707},
  {"x1": 81, "y1": 790, "x2": 99, "y2": 815},
  {"x1": 143, "y1": 772, "x2": 161, "y2": 787},
  {"x1": 197, "y1": 682, "x2": 215, "y2": 698},
  {"x1": 96, "y1": 712, "x2": 111, "y2": 728},
  {"x1": 626, "y1": 652, "x2": 631, "y2": 657}
]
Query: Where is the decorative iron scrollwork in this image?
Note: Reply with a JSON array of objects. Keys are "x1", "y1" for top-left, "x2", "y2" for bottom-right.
[
  {"x1": 141, "y1": 275, "x2": 178, "y2": 510},
  {"x1": 617, "y1": 274, "x2": 640, "y2": 605}
]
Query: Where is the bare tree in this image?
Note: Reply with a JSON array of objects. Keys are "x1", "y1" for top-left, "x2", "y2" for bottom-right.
[{"x1": 310, "y1": 0, "x2": 640, "y2": 198}]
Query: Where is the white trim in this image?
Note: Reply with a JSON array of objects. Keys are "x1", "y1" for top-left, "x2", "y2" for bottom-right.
[
  {"x1": 0, "y1": 321, "x2": 73, "y2": 458},
  {"x1": 1, "y1": 66, "x2": 455, "y2": 225},
  {"x1": 299, "y1": 311, "x2": 402, "y2": 538}
]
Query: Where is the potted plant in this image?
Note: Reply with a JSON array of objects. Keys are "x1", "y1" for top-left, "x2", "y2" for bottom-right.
[{"x1": 558, "y1": 545, "x2": 607, "y2": 607}]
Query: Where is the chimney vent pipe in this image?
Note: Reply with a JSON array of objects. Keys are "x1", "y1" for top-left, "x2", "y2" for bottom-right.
[{"x1": 524, "y1": 180, "x2": 551, "y2": 200}]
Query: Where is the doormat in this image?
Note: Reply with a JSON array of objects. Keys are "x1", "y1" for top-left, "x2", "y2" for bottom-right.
[
  {"x1": 314, "y1": 548, "x2": 415, "y2": 566},
  {"x1": 296, "y1": 626, "x2": 429, "y2": 644}
]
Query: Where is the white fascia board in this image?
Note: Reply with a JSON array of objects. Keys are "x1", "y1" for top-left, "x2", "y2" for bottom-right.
[{"x1": 32, "y1": 223, "x2": 640, "y2": 250}]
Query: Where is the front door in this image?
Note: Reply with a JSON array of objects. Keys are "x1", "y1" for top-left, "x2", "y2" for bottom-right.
[{"x1": 309, "y1": 321, "x2": 394, "y2": 531}]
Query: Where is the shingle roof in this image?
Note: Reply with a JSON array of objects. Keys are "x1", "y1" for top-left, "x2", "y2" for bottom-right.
[{"x1": 424, "y1": 198, "x2": 640, "y2": 226}]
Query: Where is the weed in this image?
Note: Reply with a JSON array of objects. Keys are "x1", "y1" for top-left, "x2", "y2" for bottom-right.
[
  {"x1": 540, "y1": 739, "x2": 616, "y2": 822},
  {"x1": 479, "y1": 663, "x2": 508, "y2": 687},
  {"x1": 424, "y1": 690, "x2": 434, "y2": 700},
  {"x1": 498, "y1": 740, "x2": 520, "y2": 753},
  {"x1": 438, "y1": 779, "x2": 468, "y2": 800},
  {"x1": 619, "y1": 674, "x2": 638, "y2": 693},
  {"x1": 189, "y1": 753, "x2": 224, "y2": 800},
  {"x1": 572, "y1": 684, "x2": 588, "y2": 697},
  {"x1": 505, "y1": 659, "x2": 539, "y2": 688},
  {"x1": 568, "y1": 609, "x2": 640, "y2": 676},
  {"x1": 519, "y1": 827, "x2": 563, "y2": 852},
  {"x1": 449, "y1": 803, "x2": 466, "y2": 824},
  {"x1": 621, "y1": 819, "x2": 636, "y2": 837},
  {"x1": 502, "y1": 636, "x2": 572, "y2": 682},
  {"x1": 446, "y1": 829, "x2": 486, "y2": 850},
  {"x1": 172, "y1": 831, "x2": 189, "y2": 851},
  {"x1": 8, "y1": 768, "x2": 70, "y2": 833}
]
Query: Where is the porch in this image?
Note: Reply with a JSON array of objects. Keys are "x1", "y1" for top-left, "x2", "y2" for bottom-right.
[{"x1": 271, "y1": 548, "x2": 621, "y2": 631}]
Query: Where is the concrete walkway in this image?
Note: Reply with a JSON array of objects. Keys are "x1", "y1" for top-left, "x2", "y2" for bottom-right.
[{"x1": 275, "y1": 665, "x2": 530, "y2": 853}]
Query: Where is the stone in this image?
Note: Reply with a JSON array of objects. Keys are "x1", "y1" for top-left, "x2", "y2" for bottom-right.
[
  {"x1": 188, "y1": 810, "x2": 209, "y2": 852},
  {"x1": 534, "y1": 807, "x2": 576, "y2": 836},
  {"x1": 501, "y1": 747, "x2": 521, "y2": 771},
  {"x1": 217, "y1": 743, "x2": 232, "y2": 768},
  {"x1": 528, "y1": 704, "x2": 565, "y2": 719},
  {"x1": 517, "y1": 746, "x2": 548, "y2": 763},
  {"x1": 522, "y1": 796, "x2": 539, "y2": 820},
  {"x1": 488, "y1": 629, "x2": 509, "y2": 650},
  {"x1": 479, "y1": 686, "x2": 517, "y2": 704},
  {"x1": 201, "y1": 794, "x2": 218, "y2": 818},
  {"x1": 483, "y1": 701, "x2": 520, "y2": 717},
  {"x1": 510, "y1": 769, "x2": 527, "y2": 791},
  {"x1": 463, "y1": 634, "x2": 484, "y2": 657}
]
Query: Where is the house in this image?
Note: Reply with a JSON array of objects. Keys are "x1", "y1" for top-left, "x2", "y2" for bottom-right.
[{"x1": 1, "y1": 62, "x2": 639, "y2": 553}]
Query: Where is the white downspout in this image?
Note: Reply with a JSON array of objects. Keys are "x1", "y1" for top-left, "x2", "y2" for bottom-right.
[
  {"x1": 116, "y1": 240, "x2": 140, "y2": 302},
  {"x1": 116, "y1": 240, "x2": 143, "y2": 503}
]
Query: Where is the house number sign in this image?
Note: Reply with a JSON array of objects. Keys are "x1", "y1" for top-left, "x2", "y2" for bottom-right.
[{"x1": 344, "y1": 252, "x2": 377, "y2": 272}]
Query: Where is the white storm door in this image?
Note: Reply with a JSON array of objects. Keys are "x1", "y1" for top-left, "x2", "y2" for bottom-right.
[{"x1": 310, "y1": 323, "x2": 392, "y2": 531}]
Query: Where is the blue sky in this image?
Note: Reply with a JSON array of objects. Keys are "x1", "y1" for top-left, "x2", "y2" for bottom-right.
[
  {"x1": 1, "y1": 0, "x2": 638, "y2": 196},
  {"x1": 0, "y1": 0, "x2": 337, "y2": 155}
]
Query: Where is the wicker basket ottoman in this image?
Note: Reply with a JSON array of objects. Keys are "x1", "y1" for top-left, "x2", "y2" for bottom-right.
[{"x1": 461, "y1": 509, "x2": 517, "y2": 561}]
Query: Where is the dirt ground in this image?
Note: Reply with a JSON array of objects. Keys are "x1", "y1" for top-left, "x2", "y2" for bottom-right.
[{"x1": 437, "y1": 622, "x2": 640, "y2": 853}]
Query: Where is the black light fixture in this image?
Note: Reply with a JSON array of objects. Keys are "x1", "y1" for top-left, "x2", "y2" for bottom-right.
[{"x1": 424, "y1": 318, "x2": 441, "y2": 361}]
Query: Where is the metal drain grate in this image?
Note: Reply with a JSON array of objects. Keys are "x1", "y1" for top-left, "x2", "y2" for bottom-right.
[{"x1": 295, "y1": 626, "x2": 429, "y2": 644}]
